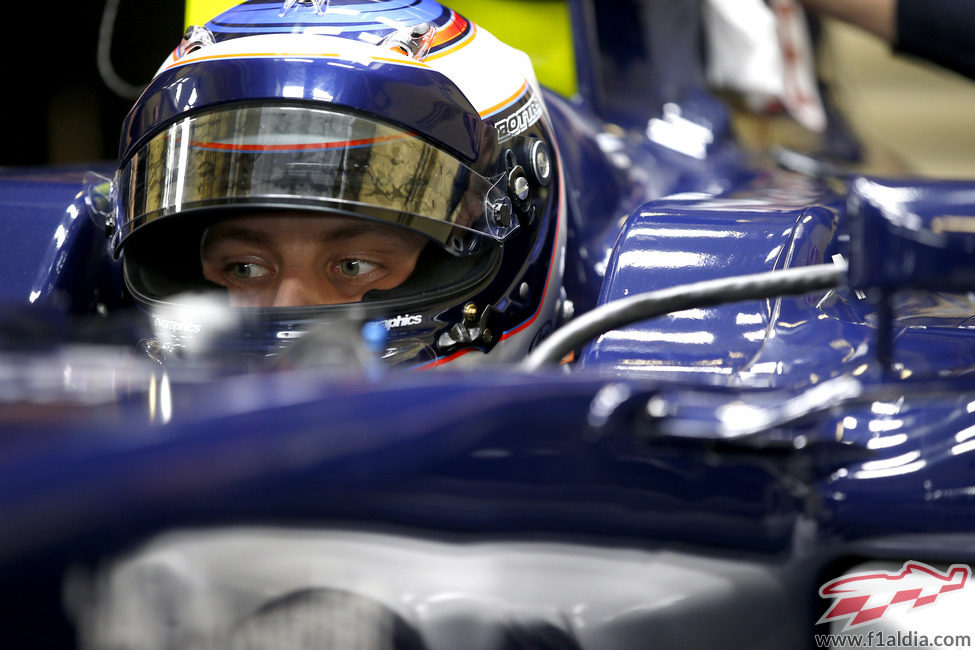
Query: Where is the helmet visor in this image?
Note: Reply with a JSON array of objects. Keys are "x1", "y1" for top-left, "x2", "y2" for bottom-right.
[{"x1": 116, "y1": 104, "x2": 514, "y2": 253}]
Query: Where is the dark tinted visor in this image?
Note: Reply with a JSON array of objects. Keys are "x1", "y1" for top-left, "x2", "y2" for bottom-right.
[{"x1": 116, "y1": 104, "x2": 515, "y2": 253}]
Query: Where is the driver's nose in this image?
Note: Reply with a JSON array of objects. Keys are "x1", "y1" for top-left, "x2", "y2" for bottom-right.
[{"x1": 270, "y1": 273, "x2": 342, "y2": 307}]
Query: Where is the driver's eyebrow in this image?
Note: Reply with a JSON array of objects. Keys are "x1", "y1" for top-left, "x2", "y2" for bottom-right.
[
  {"x1": 201, "y1": 219, "x2": 422, "y2": 253},
  {"x1": 202, "y1": 225, "x2": 270, "y2": 250},
  {"x1": 320, "y1": 223, "x2": 378, "y2": 242},
  {"x1": 320, "y1": 222, "x2": 423, "y2": 248}
]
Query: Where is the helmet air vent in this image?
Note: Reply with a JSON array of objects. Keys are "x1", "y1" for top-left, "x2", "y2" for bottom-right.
[
  {"x1": 178, "y1": 25, "x2": 215, "y2": 58},
  {"x1": 381, "y1": 22, "x2": 436, "y2": 61},
  {"x1": 279, "y1": 0, "x2": 327, "y2": 17}
]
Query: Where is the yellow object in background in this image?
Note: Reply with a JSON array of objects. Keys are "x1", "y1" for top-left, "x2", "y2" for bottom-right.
[
  {"x1": 183, "y1": 0, "x2": 578, "y2": 98},
  {"x1": 446, "y1": 0, "x2": 577, "y2": 98},
  {"x1": 185, "y1": 0, "x2": 237, "y2": 28}
]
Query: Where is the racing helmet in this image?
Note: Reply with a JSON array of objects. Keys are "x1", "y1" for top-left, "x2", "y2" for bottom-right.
[{"x1": 113, "y1": 0, "x2": 565, "y2": 368}]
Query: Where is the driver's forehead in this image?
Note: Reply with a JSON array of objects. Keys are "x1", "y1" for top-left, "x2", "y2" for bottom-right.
[{"x1": 203, "y1": 213, "x2": 423, "y2": 248}]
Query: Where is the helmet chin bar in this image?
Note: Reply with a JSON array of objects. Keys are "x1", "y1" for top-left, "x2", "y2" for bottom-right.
[{"x1": 433, "y1": 141, "x2": 557, "y2": 357}]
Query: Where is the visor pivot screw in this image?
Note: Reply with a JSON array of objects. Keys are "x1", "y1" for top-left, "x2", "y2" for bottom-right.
[
  {"x1": 482, "y1": 328, "x2": 494, "y2": 344},
  {"x1": 513, "y1": 175, "x2": 530, "y2": 202},
  {"x1": 489, "y1": 197, "x2": 512, "y2": 227},
  {"x1": 463, "y1": 302, "x2": 479, "y2": 325},
  {"x1": 507, "y1": 165, "x2": 532, "y2": 212}
]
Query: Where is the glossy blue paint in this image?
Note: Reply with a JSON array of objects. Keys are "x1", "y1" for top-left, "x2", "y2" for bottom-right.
[
  {"x1": 0, "y1": 370, "x2": 802, "y2": 561},
  {"x1": 120, "y1": 0, "x2": 492, "y2": 163},
  {"x1": 849, "y1": 176, "x2": 975, "y2": 292},
  {"x1": 819, "y1": 384, "x2": 975, "y2": 539},
  {"x1": 548, "y1": 88, "x2": 757, "y2": 316},
  {"x1": 6, "y1": 362, "x2": 975, "y2": 567},
  {"x1": 205, "y1": 0, "x2": 449, "y2": 38},
  {"x1": 576, "y1": 168, "x2": 975, "y2": 386},
  {"x1": 7, "y1": 0, "x2": 975, "y2": 646},
  {"x1": 577, "y1": 171, "x2": 845, "y2": 384},
  {"x1": 0, "y1": 166, "x2": 120, "y2": 313},
  {"x1": 120, "y1": 57, "x2": 487, "y2": 163},
  {"x1": 565, "y1": 0, "x2": 708, "y2": 128},
  {"x1": 2, "y1": 2, "x2": 973, "y2": 542}
]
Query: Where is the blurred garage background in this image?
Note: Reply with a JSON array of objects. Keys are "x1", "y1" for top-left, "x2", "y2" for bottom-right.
[
  {"x1": 1, "y1": 2, "x2": 182, "y2": 168},
  {"x1": 3, "y1": 5, "x2": 973, "y2": 179},
  {"x1": 821, "y1": 19, "x2": 975, "y2": 178}
]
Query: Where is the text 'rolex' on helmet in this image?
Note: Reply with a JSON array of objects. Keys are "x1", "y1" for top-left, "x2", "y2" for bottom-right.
[{"x1": 113, "y1": 0, "x2": 566, "y2": 369}]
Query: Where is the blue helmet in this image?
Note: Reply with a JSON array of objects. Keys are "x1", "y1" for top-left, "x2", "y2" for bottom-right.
[{"x1": 113, "y1": 0, "x2": 565, "y2": 368}]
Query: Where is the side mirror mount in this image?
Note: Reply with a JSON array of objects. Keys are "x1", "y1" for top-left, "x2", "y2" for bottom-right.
[
  {"x1": 84, "y1": 171, "x2": 116, "y2": 239},
  {"x1": 847, "y1": 176, "x2": 975, "y2": 370}
]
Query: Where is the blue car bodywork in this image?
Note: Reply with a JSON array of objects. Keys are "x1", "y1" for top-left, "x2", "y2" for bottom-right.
[{"x1": 3, "y1": 0, "x2": 975, "y2": 647}]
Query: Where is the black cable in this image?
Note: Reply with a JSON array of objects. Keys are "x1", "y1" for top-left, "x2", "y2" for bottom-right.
[
  {"x1": 521, "y1": 261, "x2": 848, "y2": 371},
  {"x1": 97, "y1": 0, "x2": 146, "y2": 100}
]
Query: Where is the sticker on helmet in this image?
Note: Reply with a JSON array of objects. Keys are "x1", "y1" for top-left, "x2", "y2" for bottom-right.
[
  {"x1": 491, "y1": 84, "x2": 543, "y2": 144},
  {"x1": 382, "y1": 314, "x2": 424, "y2": 330},
  {"x1": 152, "y1": 316, "x2": 203, "y2": 335}
]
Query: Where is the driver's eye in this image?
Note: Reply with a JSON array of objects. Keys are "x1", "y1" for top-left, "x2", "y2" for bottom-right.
[
  {"x1": 337, "y1": 259, "x2": 379, "y2": 277},
  {"x1": 231, "y1": 262, "x2": 269, "y2": 279}
]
